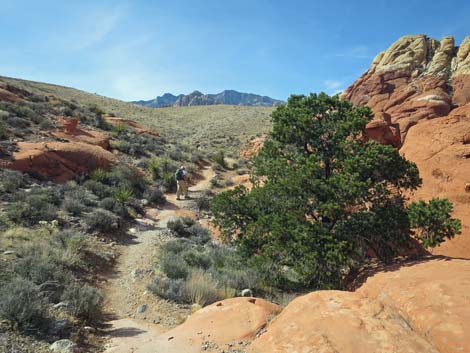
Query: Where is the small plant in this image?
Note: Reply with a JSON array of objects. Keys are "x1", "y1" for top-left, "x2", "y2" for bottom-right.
[
  {"x1": 161, "y1": 254, "x2": 190, "y2": 279},
  {"x1": 213, "y1": 150, "x2": 227, "y2": 168},
  {"x1": 114, "y1": 186, "x2": 134, "y2": 204},
  {"x1": 184, "y1": 270, "x2": 221, "y2": 306},
  {"x1": 144, "y1": 187, "x2": 166, "y2": 205},
  {"x1": 7, "y1": 194, "x2": 58, "y2": 226},
  {"x1": 0, "y1": 278, "x2": 46, "y2": 332},
  {"x1": 84, "y1": 208, "x2": 119, "y2": 232},
  {"x1": 167, "y1": 217, "x2": 196, "y2": 238},
  {"x1": 0, "y1": 120, "x2": 8, "y2": 139},
  {"x1": 147, "y1": 156, "x2": 161, "y2": 180},
  {"x1": 61, "y1": 282, "x2": 103, "y2": 321},
  {"x1": 90, "y1": 168, "x2": 108, "y2": 183},
  {"x1": 111, "y1": 123, "x2": 127, "y2": 135},
  {"x1": 147, "y1": 276, "x2": 185, "y2": 302}
]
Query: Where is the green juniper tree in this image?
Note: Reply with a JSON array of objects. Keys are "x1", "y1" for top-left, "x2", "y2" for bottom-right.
[{"x1": 211, "y1": 93, "x2": 460, "y2": 290}]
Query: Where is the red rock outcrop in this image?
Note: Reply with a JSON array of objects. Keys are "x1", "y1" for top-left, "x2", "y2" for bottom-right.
[
  {"x1": 343, "y1": 34, "x2": 470, "y2": 258},
  {"x1": 135, "y1": 297, "x2": 281, "y2": 353},
  {"x1": 249, "y1": 258, "x2": 469, "y2": 353},
  {"x1": 0, "y1": 141, "x2": 117, "y2": 182},
  {"x1": 342, "y1": 34, "x2": 470, "y2": 144},
  {"x1": 52, "y1": 117, "x2": 111, "y2": 149},
  {"x1": 105, "y1": 117, "x2": 160, "y2": 137}
]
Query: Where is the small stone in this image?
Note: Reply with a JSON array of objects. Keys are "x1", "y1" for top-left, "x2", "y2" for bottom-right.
[
  {"x1": 168, "y1": 336, "x2": 174, "y2": 341},
  {"x1": 53, "y1": 302, "x2": 69, "y2": 309},
  {"x1": 241, "y1": 288, "x2": 253, "y2": 297},
  {"x1": 2, "y1": 251, "x2": 15, "y2": 256},
  {"x1": 137, "y1": 304, "x2": 148, "y2": 313},
  {"x1": 129, "y1": 228, "x2": 137, "y2": 234},
  {"x1": 50, "y1": 339, "x2": 76, "y2": 353}
]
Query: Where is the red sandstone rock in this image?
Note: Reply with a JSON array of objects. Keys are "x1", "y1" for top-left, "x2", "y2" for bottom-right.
[
  {"x1": 52, "y1": 117, "x2": 111, "y2": 149},
  {"x1": 249, "y1": 258, "x2": 469, "y2": 353},
  {"x1": 0, "y1": 141, "x2": 117, "y2": 182},
  {"x1": 135, "y1": 297, "x2": 281, "y2": 353}
]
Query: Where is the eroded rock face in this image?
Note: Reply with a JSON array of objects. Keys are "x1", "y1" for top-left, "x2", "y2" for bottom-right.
[
  {"x1": 0, "y1": 141, "x2": 117, "y2": 182},
  {"x1": 52, "y1": 117, "x2": 111, "y2": 149},
  {"x1": 249, "y1": 259, "x2": 469, "y2": 353},
  {"x1": 342, "y1": 34, "x2": 470, "y2": 144}
]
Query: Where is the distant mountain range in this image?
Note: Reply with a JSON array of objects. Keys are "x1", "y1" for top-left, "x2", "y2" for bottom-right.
[{"x1": 131, "y1": 90, "x2": 283, "y2": 107}]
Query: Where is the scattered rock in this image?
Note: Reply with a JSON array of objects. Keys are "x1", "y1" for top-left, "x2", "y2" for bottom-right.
[
  {"x1": 49, "y1": 339, "x2": 76, "y2": 353},
  {"x1": 240, "y1": 288, "x2": 253, "y2": 297},
  {"x1": 137, "y1": 304, "x2": 148, "y2": 313}
]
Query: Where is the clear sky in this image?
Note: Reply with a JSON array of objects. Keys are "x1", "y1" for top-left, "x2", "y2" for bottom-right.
[{"x1": 1, "y1": 0, "x2": 469, "y2": 101}]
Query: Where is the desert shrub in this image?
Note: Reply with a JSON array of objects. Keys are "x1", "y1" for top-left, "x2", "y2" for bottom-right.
[
  {"x1": 0, "y1": 109, "x2": 9, "y2": 119},
  {"x1": 209, "y1": 175, "x2": 222, "y2": 188},
  {"x1": 144, "y1": 187, "x2": 166, "y2": 205},
  {"x1": 61, "y1": 283, "x2": 103, "y2": 321},
  {"x1": 90, "y1": 168, "x2": 108, "y2": 183},
  {"x1": 0, "y1": 278, "x2": 46, "y2": 331},
  {"x1": 0, "y1": 120, "x2": 8, "y2": 139},
  {"x1": 107, "y1": 165, "x2": 147, "y2": 198},
  {"x1": 168, "y1": 146, "x2": 185, "y2": 161},
  {"x1": 408, "y1": 198, "x2": 461, "y2": 248},
  {"x1": 114, "y1": 186, "x2": 134, "y2": 204},
  {"x1": 82, "y1": 179, "x2": 114, "y2": 199},
  {"x1": 7, "y1": 194, "x2": 58, "y2": 226},
  {"x1": 160, "y1": 239, "x2": 190, "y2": 254},
  {"x1": 38, "y1": 119, "x2": 54, "y2": 130},
  {"x1": 98, "y1": 197, "x2": 116, "y2": 211},
  {"x1": 212, "y1": 150, "x2": 227, "y2": 168},
  {"x1": 196, "y1": 191, "x2": 211, "y2": 211},
  {"x1": 187, "y1": 224, "x2": 211, "y2": 244},
  {"x1": 147, "y1": 156, "x2": 161, "y2": 180},
  {"x1": 184, "y1": 270, "x2": 221, "y2": 306},
  {"x1": 111, "y1": 123, "x2": 128, "y2": 135},
  {"x1": 191, "y1": 153, "x2": 203, "y2": 163},
  {"x1": 0, "y1": 169, "x2": 27, "y2": 193},
  {"x1": 84, "y1": 208, "x2": 119, "y2": 232},
  {"x1": 182, "y1": 248, "x2": 212, "y2": 269},
  {"x1": 62, "y1": 196, "x2": 87, "y2": 216},
  {"x1": 167, "y1": 217, "x2": 196, "y2": 238},
  {"x1": 224, "y1": 178, "x2": 235, "y2": 187},
  {"x1": 161, "y1": 171, "x2": 177, "y2": 192},
  {"x1": 147, "y1": 276, "x2": 186, "y2": 302},
  {"x1": 6, "y1": 116, "x2": 30, "y2": 129},
  {"x1": 161, "y1": 254, "x2": 190, "y2": 279}
]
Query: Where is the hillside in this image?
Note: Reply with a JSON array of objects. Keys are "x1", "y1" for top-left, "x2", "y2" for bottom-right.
[
  {"x1": 132, "y1": 90, "x2": 283, "y2": 108},
  {"x1": 0, "y1": 76, "x2": 274, "y2": 153}
]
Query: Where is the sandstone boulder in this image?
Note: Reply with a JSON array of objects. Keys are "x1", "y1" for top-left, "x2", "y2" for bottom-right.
[
  {"x1": 0, "y1": 141, "x2": 117, "y2": 182},
  {"x1": 249, "y1": 258, "x2": 470, "y2": 353},
  {"x1": 135, "y1": 297, "x2": 281, "y2": 353}
]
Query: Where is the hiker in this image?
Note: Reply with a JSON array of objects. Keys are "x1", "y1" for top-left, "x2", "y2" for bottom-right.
[{"x1": 175, "y1": 165, "x2": 189, "y2": 200}]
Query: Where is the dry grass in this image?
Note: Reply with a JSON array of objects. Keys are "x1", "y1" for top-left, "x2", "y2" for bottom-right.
[{"x1": 0, "y1": 75, "x2": 274, "y2": 154}]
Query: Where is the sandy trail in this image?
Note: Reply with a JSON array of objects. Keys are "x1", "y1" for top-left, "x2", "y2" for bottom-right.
[{"x1": 102, "y1": 165, "x2": 215, "y2": 353}]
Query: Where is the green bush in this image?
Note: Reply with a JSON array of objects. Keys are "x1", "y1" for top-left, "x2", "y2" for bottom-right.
[
  {"x1": 90, "y1": 168, "x2": 108, "y2": 183},
  {"x1": 0, "y1": 120, "x2": 8, "y2": 139},
  {"x1": 114, "y1": 186, "x2": 134, "y2": 204},
  {"x1": 196, "y1": 191, "x2": 212, "y2": 211},
  {"x1": 160, "y1": 254, "x2": 190, "y2": 279},
  {"x1": 0, "y1": 278, "x2": 46, "y2": 331},
  {"x1": 144, "y1": 187, "x2": 166, "y2": 205},
  {"x1": 7, "y1": 194, "x2": 58, "y2": 226},
  {"x1": 98, "y1": 197, "x2": 116, "y2": 211},
  {"x1": 61, "y1": 283, "x2": 103, "y2": 321},
  {"x1": 82, "y1": 180, "x2": 114, "y2": 199},
  {"x1": 212, "y1": 150, "x2": 227, "y2": 168},
  {"x1": 408, "y1": 198, "x2": 461, "y2": 248},
  {"x1": 147, "y1": 276, "x2": 185, "y2": 302},
  {"x1": 84, "y1": 208, "x2": 119, "y2": 232},
  {"x1": 167, "y1": 217, "x2": 196, "y2": 238},
  {"x1": 6, "y1": 116, "x2": 30, "y2": 129},
  {"x1": 0, "y1": 169, "x2": 27, "y2": 193}
]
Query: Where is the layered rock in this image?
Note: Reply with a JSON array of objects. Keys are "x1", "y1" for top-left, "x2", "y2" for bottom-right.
[
  {"x1": 52, "y1": 117, "x2": 111, "y2": 149},
  {"x1": 342, "y1": 34, "x2": 470, "y2": 144},
  {"x1": 343, "y1": 34, "x2": 470, "y2": 259}
]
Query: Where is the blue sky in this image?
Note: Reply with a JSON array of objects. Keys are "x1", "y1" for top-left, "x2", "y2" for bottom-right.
[{"x1": 1, "y1": 0, "x2": 469, "y2": 101}]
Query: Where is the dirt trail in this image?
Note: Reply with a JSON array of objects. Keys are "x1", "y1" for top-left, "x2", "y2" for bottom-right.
[{"x1": 102, "y1": 166, "x2": 215, "y2": 353}]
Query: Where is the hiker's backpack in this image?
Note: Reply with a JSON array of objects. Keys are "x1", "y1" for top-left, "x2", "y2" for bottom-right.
[{"x1": 175, "y1": 168, "x2": 184, "y2": 181}]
